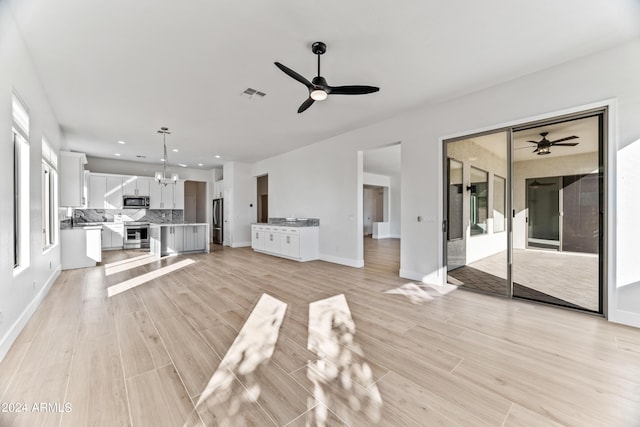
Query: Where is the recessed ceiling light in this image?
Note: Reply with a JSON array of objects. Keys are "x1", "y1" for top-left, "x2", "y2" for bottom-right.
[
  {"x1": 172, "y1": 149, "x2": 179, "y2": 152},
  {"x1": 160, "y1": 158, "x2": 165, "y2": 162},
  {"x1": 198, "y1": 163, "x2": 203, "y2": 166},
  {"x1": 215, "y1": 155, "x2": 221, "y2": 158},
  {"x1": 179, "y1": 163, "x2": 187, "y2": 167},
  {"x1": 115, "y1": 153, "x2": 121, "y2": 156},
  {"x1": 117, "y1": 140, "x2": 126, "y2": 145}
]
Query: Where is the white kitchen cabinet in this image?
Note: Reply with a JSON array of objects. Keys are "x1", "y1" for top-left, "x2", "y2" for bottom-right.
[
  {"x1": 281, "y1": 229, "x2": 300, "y2": 258},
  {"x1": 173, "y1": 180, "x2": 185, "y2": 209},
  {"x1": 251, "y1": 225, "x2": 318, "y2": 261},
  {"x1": 184, "y1": 225, "x2": 208, "y2": 252},
  {"x1": 88, "y1": 174, "x2": 107, "y2": 208},
  {"x1": 161, "y1": 225, "x2": 185, "y2": 255},
  {"x1": 106, "y1": 176, "x2": 123, "y2": 209},
  {"x1": 123, "y1": 176, "x2": 151, "y2": 196},
  {"x1": 102, "y1": 223, "x2": 124, "y2": 250},
  {"x1": 61, "y1": 227, "x2": 101, "y2": 269},
  {"x1": 59, "y1": 151, "x2": 88, "y2": 207},
  {"x1": 263, "y1": 226, "x2": 282, "y2": 254},
  {"x1": 251, "y1": 225, "x2": 266, "y2": 251}
]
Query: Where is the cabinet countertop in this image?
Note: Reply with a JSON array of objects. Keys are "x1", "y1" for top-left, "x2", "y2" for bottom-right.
[{"x1": 150, "y1": 223, "x2": 209, "y2": 227}]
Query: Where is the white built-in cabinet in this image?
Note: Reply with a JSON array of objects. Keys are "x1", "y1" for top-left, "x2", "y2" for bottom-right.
[
  {"x1": 161, "y1": 224, "x2": 207, "y2": 255},
  {"x1": 251, "y1": 225, "x2": 318, "y2": 261},
  {"x1": 59, "y1": 151, "x2": 87, "y2": 207},
  {"x1": 88, "y1": 174, "x2": 123, "y2": 209},
  {"x1": 101, "y1": 223, "x2": 124, "y2": 250},
  {"x1": 149, "y1": 179, "x2": 184, "y2": 209},
  {"x1": 87, "y1": 172, "x2": 184, "y2": 210},
  {"x1": 122, "y1": 176, "x2": 151, "y2": 196}
]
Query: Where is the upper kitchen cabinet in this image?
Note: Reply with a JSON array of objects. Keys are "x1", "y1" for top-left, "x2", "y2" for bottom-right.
[
  {"x1": 122, "y1": 176, "x2": 151, "y2": 196},
  {"x1": 59, "y1": 151, "x2": 88, "y2": 207},
  {"x1": 87, "y1": 173, "x2": 123, "y2": 209},
  {"x1": 150, "y1": 179, "x2": 184, "y2": 209}
]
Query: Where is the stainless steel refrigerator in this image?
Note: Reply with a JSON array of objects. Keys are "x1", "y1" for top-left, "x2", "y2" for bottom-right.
[{"x1": 212, "y1": 198, "x2": 223, "y2": 244}]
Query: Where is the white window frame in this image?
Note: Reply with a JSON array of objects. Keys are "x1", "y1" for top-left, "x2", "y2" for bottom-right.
[{"x1": 13, "y1": 91, "x2": 30, "y2": 274}]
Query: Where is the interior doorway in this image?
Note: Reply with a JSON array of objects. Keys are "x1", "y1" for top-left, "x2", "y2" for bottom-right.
[
  {"x1": 257, "y1": 175, "x2": 268, "y2": 223},
  {"x1": 443, "y1": 110, "x2": 605, "y2": 314}
]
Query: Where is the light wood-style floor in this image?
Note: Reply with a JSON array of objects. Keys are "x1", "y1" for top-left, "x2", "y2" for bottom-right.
[{"x1": 1, "y1": 238, "x2": 640, "y2": 426}]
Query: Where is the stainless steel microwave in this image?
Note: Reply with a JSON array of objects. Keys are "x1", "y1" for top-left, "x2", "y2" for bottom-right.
[{"x1": 123, "y1": 195, "x2": 149, "y2": 208}]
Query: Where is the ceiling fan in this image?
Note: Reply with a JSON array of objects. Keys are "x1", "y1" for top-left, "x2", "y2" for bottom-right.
[
  {"x1": 525, "y1": 132, "x2": 580, "y2": 155},
  {"x1": 274, "y1": 41, "x2": 380, "y2": 113}
]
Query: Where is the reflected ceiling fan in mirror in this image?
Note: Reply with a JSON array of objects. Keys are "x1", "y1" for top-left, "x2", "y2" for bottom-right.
[
  {"x1": 517, "y1": 132, "x2": 579, "y2": 155},
  {"x1": 274, "y1": 41, "x2": 380, "y2": 113}
]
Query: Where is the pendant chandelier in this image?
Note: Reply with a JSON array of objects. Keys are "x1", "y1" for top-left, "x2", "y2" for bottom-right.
[{"x1": 155, "y1": 127, "x2": 178, "y2": 186}]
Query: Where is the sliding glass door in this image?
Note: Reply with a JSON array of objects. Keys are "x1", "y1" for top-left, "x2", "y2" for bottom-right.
[{"x1": 443, "y1": 110, "x2": 605, "y2": 314}]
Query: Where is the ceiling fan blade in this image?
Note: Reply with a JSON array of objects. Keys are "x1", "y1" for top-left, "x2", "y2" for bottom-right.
[
  {"x1": 549, "y1": 135, "x2": 578, "y2": 144},
  {"x1": 297, "y1": 97, "x2": 315, "y2": 113},
  {"x1": 515, "y1": 145, "x2": 537, "y2": 150},
  {"x1": 274, "y1": 62, "x2": 312, "y2": 89},
  {"x1": 527, "y1": 140, "x2": 540, "y2": 144},
  {"x1": 328, "y1": 85, "x2": 380, "y2": 95},
  {"x1": 551, "y1": 142, "x2": 579, "y2": 147},
  {"x1": 532, "y1": 148, "x2": 539, "y2": 153}
]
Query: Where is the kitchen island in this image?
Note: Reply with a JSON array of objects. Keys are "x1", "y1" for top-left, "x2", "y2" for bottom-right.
[
  {"x1": 60, "y1": 225, "x2": 102, "y2": 269},
  {"x1": 150, "y1": 223, "x2": 210, "y2": 257}
]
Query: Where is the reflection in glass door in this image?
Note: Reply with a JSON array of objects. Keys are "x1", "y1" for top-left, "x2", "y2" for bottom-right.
[
  {"x1": 445, "y1": 131, "x2": 509, "y2": 296},
  {"x1": 443, "y1": 110, "x2": 605, "y2": 314},
  {"x1": 512, "y1": 114, "x2": 602, "y2": 313}
]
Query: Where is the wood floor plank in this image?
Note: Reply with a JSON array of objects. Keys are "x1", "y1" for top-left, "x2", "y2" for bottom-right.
[
  {"x1": 116, "y1": 310, "x2": 171, "y2": 378},
  {"x1": 127, "y1": 364, "x2": 195, "y2": 427},
  {"x1": 153, "y1": 315, "x2": 220, "y2": 397}
]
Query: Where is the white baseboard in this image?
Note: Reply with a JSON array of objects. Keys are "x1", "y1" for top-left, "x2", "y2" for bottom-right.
[
  {"x1": 609, "y1": 308, "x2": 640, "y2": 329},
  {"x1": 390, "y1": 234, "x2": 401, "y2": 239},
  {"x1": 231, "y1": 242, "x2": 251, "y2": 248},
  {"x1": 399, "y1": 269, "x2": 443, "y2": 285},
  {"x1": 320, "y1": 254, "x2": 364, "y2": 268},
  {"x1": 0, "y1": 267, "x2": 61, "y2": 363}
]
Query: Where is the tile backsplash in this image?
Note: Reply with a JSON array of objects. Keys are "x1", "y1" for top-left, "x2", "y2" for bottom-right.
[{"x1": 67, "y1": 209, "x2": 183, "y2": 224}]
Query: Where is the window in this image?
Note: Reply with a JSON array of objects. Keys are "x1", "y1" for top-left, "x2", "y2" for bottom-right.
[
  {"x1": 469, "y1": 167, "x2": 488, "y2": 236},
  {"x1": 42, "y1": 138, "x2": 58, "y2": 250},
  {"x1": 13, "y1": 92, "x2": 30, "y2": 271},
  {"x1": 447, "y1": 158, "x2": 463, "y2": 240},
  {"x1": 493, "y1": 175, "x2": 506, "y2": 233}
]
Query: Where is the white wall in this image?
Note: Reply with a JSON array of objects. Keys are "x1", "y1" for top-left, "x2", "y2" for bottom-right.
[
  {"x1": 252, "y1": 39, "x2": 640, "y2": 327},
  {"x1": 0, "y1": 4, "x2": 65, "y2": 361}
]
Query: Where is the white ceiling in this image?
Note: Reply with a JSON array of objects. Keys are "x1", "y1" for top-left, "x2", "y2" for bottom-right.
[{"x1": 7, "y1": 0, "x2": 640, "y2": 169}]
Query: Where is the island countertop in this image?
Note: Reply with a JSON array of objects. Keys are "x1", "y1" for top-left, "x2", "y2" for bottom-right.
[{"x1": 150, "y1": 222, "x2": 209, "y2": 227}]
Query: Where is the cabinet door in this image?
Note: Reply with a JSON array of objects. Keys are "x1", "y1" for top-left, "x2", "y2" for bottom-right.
[
  {"x1": 282, "y1": 233, "x2": 300, "y2": 258},
  {"x1": 196, "y1": 225, "x2": 208, "y2": 250},
  {"x1": 173, "y1": 226, "x2": 185, "y2": 252},
  {"x1": 160, "y1": 184, "x2": 174, "y2": 209},
  {"x1": 149, "y1": 180, "x2": 162, "y2": 209},
  {"x1": 110, "y1": 225, "x2": 124, "y2": 248},
  {"x1": 88, "y1": 175, "x2": 107, "y2": 208},
  {"x1": 101, "y1": 227, "x2": 111, "y2": 249},
  {"x1": 60, "y1": 153, "x2": 86, "y2": 207},
  {"x1": 136, "y1": 177, "x2": 151, "y2": 196},
  {"x1": 173, "y1": 180, "x2": 185, "y2": 210},
  {"x1": 184, "y1": 226, "x2": 196, "y2": 251},
  {"x1": 106, "y1": 177, "x2": 123, "y2": 209},
  {"x1": 122, "y1": 176, "x2": 137, "y2": 196},
  {"x1": 264, "y1": 230, "x2": 281, "y2": 253}
]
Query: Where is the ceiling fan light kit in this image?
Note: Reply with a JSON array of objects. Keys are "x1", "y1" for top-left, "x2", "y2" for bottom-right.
[
  {"x1": 528, "y1": 131, "x2": 579, "y2": 155},
  {"x1": 274, "y1": 41, "x2": 380, "y2": 113}
]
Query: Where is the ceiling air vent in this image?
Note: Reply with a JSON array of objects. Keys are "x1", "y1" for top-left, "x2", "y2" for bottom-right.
[{"x1": 242, "y1": 88, "x2": 266, "y2": 99}]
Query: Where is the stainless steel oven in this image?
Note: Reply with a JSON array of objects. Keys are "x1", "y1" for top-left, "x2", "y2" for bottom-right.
[
  {"x1": 123, "y1": 195, "x2": 149, "y2": 208},
  {"x1": 124, "y1": 222, "x2": 150, "y2": 249}
]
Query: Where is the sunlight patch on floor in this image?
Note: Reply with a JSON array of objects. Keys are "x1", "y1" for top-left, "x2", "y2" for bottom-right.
[
  {"x1": 104, "y1": 254, "x2": 161, "y2": 276},
  {"x1": 106, "y1": 258, "x2": 195, "y2": 297}
]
